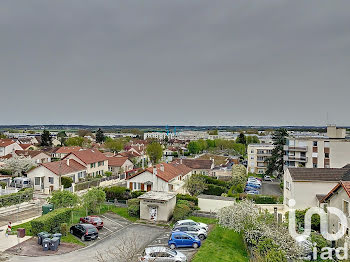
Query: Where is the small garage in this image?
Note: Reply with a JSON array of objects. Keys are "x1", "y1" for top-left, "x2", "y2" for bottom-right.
[{"x1": 138, "y1": 191, "x2": 176, "y2": 222}]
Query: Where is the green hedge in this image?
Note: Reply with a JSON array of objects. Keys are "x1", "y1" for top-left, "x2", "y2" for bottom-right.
[
  {"x1": 203, "y1": 175, "x2": 230, "y2": 188},
  {"x1": 177, "y1": 194, "x2": 198, "y2": 206},
  {"x1": 104, "y1": 186, "x2": 131, "y2": 201},
  {"x1": 173, "y1": 203, "x2": 192, "y2": 221},
  {"x1": 131, "y1": 190, "x2": 146, "y2": 198},
  {"x1": 0, "y1": 188, "x2": 33, "y2": 208},
  {"x1": 0, "y1": 169, "x2": 12, "y2": 176},
  {"x1": 31, "y1": 208, "x2": 72, "y2": 235},
  {"x1": 203, "y1": 184, "x2": 227, "y2": 196},
  {"x1": 235, "y1": 194, "x2": 279, "y2": 204}
]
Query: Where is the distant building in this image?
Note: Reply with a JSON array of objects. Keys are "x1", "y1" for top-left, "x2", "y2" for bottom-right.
[
  {"x1": 247, "y1": 144, "x2": 275, "y2": 174},
  {"x1": 284, "y1": 126, "x2": 350, "y2": 169},
  {"x1": 107, "y1": 156, "x2": 134, "y2": 179},
  {"x1": 144, "y1": 132, "x2": 175, "y2": 140},
  {"x1": 0, "y1": 139, "x2": 22, "y2": 157}
]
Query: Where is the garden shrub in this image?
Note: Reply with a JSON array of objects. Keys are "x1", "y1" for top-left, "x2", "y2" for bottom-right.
[
  {"x1": 0, "y1": 182, "x2": 7, "y2": 189},
  {"x1": 203, "y1": 175, "x2": 230, "y2": 188},
  {"x1": 60, "y1": 223, "x2": 69, "y2": 236},
  {"x1": 31, "y1": 208, "x2": 72, "y2": 235},
  {"x1": 173, "y1": 203, "x2": 191, "y2": 221},
  {"x1": 0, "y1": 169, "x2": 12, "y2": 176},
  {"x1": 131, "y1": 190, "x2": 146, "y2": 198},
  {"x1": 104, "y1": 171, "x2": 112, "y2": 177},
  {"x1": 75, "y1": 178, "x2": 101, "y2": 191},
  {"x1": 203, "y1": 184, "x2": 227, "y2": 196},
  {"x1": 176, "y1": 194, "x2": 198, "y2": 206},
  {"x1": 127, "y1": 198, "x2": 140, "y2": 217},
  {"x1": 61, "y1": 176, "x2": 73, "y2": 188},
  {"x1": 104, "y1": 186, "x2": 131, "y2": 201}
]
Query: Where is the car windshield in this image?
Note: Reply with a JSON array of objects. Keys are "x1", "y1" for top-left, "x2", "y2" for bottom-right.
[
  {"x1": 168, "y1": 250, "x2": 177, "y2": 256},
  {"x1": 92, "y1": 217, "x2": 102, "y2": 222},
  {"x1": 23, "y1": 181, "x2": 29, "y2": 184},
  {"x1": 87, "y1": 228, "x2": 98, "y2": 233}
]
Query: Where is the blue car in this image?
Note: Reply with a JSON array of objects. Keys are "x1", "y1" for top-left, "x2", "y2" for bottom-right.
[
  {"x1": 246, "y1": 182, "x2": 261, "y2": 189},
  {"x1": 168, "y1": 232, "x2": 201, "y2": 249}
]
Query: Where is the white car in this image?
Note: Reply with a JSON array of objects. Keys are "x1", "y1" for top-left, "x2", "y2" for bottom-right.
[
  {"x1": 172, "y1": 225, "x2": 207, "y2": 240},
  {"x1": 248, "y1": 178, "x2": 261, "y2": 185},
  {"x1": 139, "y1": 247, "x2": 187, "y2": 262},
  {"x1": 174, "y1": 219, "x2": 209, "y2": 232},
  {"x1": 263, "y1": 175, "x2": 273, "y2": 182}
]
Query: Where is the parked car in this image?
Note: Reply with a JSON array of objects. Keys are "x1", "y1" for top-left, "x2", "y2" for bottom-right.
[
  {"x1": 70, "y1": 224, "x2": 99, "y2": 241},
  {"x1": 174, "y1": 220, "x2": 208, "y2": 232},
  {"x1": 172, "y1": 225, "x2": 207, "y2": 240},
  {"x1": 263, "y1": 175, "x2": 273, "y2": 182},
  {"x1": 246, "y1": 182, "x2": 261, "y2": 189},
  {"x1": 168, "y1": 232, "x2": 201, "y2": 249},
  {"x1": 139, "y1": 247, "x2": 187, "y2": 262},
  {"x1": 245, "y1": 186, "x2": 257, "y2": 192},
  {"x1": 80, "y1": 215, "x2": 104, "y2": 229},
  {"x1": 248, "y1": 176, "x2": 262, "y2": 182},
  {"x1": 246, "y1": 190, "x2": 259, "y2": 195},
  {"x1": 248, "y1": 178, "x2": 261, "y2": 185},
  {"x1": 10, "y1": 177, "x2": 31, "y2": 189}
]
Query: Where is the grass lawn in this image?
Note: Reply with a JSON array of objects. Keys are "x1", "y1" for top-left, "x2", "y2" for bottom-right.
[
  {"x1": 61, "y1": 233, "x2": 85, "y2": 246},
  {"x1": 100, "y1": 204, "x2": 138, "y2": 222},
  {"x1": 12, "y1": 221, "x2": 33, "y2": 236},
  {"x1": 188, "y1": 216, "x2": 217, "y2": 225},
  {"x1": 192, "y1": 225, "x2": 249, "y2": 262}
]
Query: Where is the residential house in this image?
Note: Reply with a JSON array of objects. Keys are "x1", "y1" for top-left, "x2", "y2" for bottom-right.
[
  {"x1": 64, "y1": 149, "x2": 108, "y2": 177},
  {"x1": 18, "y1": 144, "x2": 37, "y2": 150},
  {"x1": 174, "y1": 158, "x2": 214, "y2": 175},
  {"x1": 53, "y1": 146, "x2": 82, "y2": 159},
  {"x1": 0, "y1": 139, "x2": 22, "y2": 157},
  {"x1": 247, "y1": 144, "x2": 275, "y2": 174},
  {"x1": 126, "y1": 162, "x2": 192, "y2": 193},
  {"x1": 27, "y1": 159, "x2": 87, "y2": 193},
  {"x1": 14, "y1": 150, "x2": 51, "y2": 164},
  {"x1": 107, "y1": 156, "x2": 134, "y2": 179},
  {"x1": 283, "y1": 166, "x2": 350, "y2": 209},
  {"x1": 321, "y1": 181, "x2": 350, "y2": 245}
]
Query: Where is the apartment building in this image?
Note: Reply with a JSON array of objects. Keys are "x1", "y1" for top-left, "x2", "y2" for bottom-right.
[
  {"x1": 284, "y1": 126, "x2": 350, "y2": 169},
  {"x1": 247, "y1": 144, "x2": 275, "y2": 174}
]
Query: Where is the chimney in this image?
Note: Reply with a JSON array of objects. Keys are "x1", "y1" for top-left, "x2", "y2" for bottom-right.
[
  {"x1": 160, "y1": 164, "x2": 164, "y2": 172},
  {"x1": 153, "y1": 166, "x2": 157, "y2": 175},
  {"x1": 66, "y1": 159, "x2": 70, "y2": 166}
]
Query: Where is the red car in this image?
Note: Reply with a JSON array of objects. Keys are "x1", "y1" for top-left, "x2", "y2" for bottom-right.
[{"x1": 79, "y1": 216, "x2": 104, "y2": 229}]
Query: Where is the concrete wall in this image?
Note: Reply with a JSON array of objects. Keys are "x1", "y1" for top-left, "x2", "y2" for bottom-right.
[
  {"x1": 140, "y1": 196, "x2": 176, "y2": 222},
  {"x1": 198, "y1": 196, "x2": 236, "y2": 213}
]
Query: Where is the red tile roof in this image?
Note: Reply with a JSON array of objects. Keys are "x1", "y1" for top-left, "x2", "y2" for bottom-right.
[
  {"x1": 56, "y1": 146, "x2": 82, "y2": 154},
  {"x1": 107, "y1": 156, "x2": 129, "y2": 167},
  {"x1": 64, "y1": 149, "x2": 107, "y2": 164},
  {"x1": 19, "y1": 144, "x2": 34, "y2": 150},
  {"x1": 15, "y1": 150, "x2": 49, "y2": 158},
  {"x1": 40, "y1": 159, "x2": 86, "y2": 175},
  {"x1": 321, "y1": 181, "x2": 350, "y2": 202},
  {"x1": 127, "y1": 162, "x2": 192, "y2": 182},
  {"x1": 175, "y1": 159, "x2": 213, "y2": 170},
  {"x1": 0, "y1": 139, "x2": 15, "y2": 147}
]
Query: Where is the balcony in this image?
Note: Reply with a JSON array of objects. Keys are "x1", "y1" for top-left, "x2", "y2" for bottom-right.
[
  {"x1": 283, "y1": 155, "x2": 308, "y2": 162},
  {"x1": 284, "y1": 145, "x2": 308, "y2": 152}
]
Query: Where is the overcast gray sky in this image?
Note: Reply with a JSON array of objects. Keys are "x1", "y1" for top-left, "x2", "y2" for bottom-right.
[{"x1": 1, "y1": 0, "x2": 350, "y2": 126}]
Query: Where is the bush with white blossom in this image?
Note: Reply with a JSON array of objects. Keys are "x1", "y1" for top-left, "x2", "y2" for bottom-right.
[
  {"x1": 217, "y1": 199, "x2": 303, "y2": 260},
  {"x1": 3, "y1": 156, "x2": 36, "y2": 176}
]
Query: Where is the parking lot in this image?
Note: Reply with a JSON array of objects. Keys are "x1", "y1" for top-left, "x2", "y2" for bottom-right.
[{"x1": 261, "y1": 180, "x2": 282, "y2": 196}]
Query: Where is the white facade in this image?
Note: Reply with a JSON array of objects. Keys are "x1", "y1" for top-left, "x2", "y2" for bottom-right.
[
  {"x1": 0, "y1": 142, "x2": 22, "y2": 157},
  {"x1": 247, "y1": 144, "x2": 275, "y2": 174}
]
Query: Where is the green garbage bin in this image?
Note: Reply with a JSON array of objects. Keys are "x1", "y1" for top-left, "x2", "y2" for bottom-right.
[{"x1": 42, "y1": 204, "x2": 54, "y2": 215}]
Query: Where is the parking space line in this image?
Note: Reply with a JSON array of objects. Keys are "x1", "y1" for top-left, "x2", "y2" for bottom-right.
[
  {"x1": 100, "y1": 214, "x2": 123, "y2": 227},
  {"x1": 103, "y1": 226, "x2": 113, "y2": 232}
]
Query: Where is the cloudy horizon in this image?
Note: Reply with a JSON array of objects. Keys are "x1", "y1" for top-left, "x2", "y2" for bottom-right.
[{"x1": 1, "y1": 0, "x2": 350, "y2": 126}]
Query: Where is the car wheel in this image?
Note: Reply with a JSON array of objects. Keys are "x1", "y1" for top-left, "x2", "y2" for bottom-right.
[
  {"x1": 169, "y1": 244, "x2": 176, "y2": 250},
  {"x1": 70, "y1": 229, "x2": 73, "y2": 234},
  {"x1": 193, "y1": 243, "x2": 199, "y2": 249},
  {"x1": 199, "y1": 234, "x2": 205, "y2": 240},
  {"x1": 81, "y1": 235, "x2": 85, "y2": 241}
]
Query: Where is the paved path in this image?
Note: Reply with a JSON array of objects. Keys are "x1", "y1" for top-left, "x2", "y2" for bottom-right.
[{"x1": 7, "y1": 223, "x2": 167, "y2": 262}]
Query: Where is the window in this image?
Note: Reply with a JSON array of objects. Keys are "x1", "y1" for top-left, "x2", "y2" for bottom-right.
[
  {"x1": 98, "y1": 161, "x2": 104, "y2": 167},
  {"x1": 313, "y1": 163, "x2": 317, "y2": 168},
  {"x1": 48, "y1": 177, "x2": 54, "y2": 184},
  {"x1": 344, "y1": 201, "x2": 349, "y2": 217},
  {"x1": 325, "y1": 153, "x2": 330, "y2": 158},
  {"x1": 313, "y1": 141, "x2": 318, "y2": 147},
  {"x1": 35, "y1": 177, "x2": 41, "y2": 185}
]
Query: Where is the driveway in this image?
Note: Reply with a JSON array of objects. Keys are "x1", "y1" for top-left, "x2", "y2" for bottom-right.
[
  {"x1": 261, "y1": 181, "x2": 282, "y2": 196},
  {"x1": 7, "y1": 223, "x2": 167, "y2": 262}
]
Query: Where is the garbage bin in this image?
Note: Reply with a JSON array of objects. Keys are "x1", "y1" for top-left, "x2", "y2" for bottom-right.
[
  {"x1": 49, "y1": 237, "x2": 59, "y2": 251},
  {"x1": 37, "y1": 232, "x2": 49, "y2": 245},
  {"x1": 42, "y1": 204, "x2": 54, "y2": 215},
  {"x1": 42, "y1": 238, "x2": 51, "y2": 251},
  {"x1": 52, "y1": 233, "x2": 62, "y2": 245},
  {"x1": 17, "y1": 228, "x2": 25, "y2": 238},
  {"x1": 41, "y1": 233, "x2": 51, "y2": 244}
]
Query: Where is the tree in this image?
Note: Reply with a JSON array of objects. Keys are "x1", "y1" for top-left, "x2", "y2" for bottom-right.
[
  {"x1": 3, "y1": 156, "x2": 36, "y2": 176},
  {"x1": 184, "y1": 174, "x2": 207, "y2": 196},
  {"x1": 82, "y1": 187, "x2": 106, "y2": 214},
  {"x1": 77, "y1": 129, "x2": 92, "y2": 137},
  {"x1": 236, "y1": 132, "x2": 246, "y2": 145},
  {"x1": 246, "y1": 135, "x2": 260, "y2": 145},
  {"x1": 64, "y1": 136, "x2": 84, "y2": 147},
  {"x1": 0, "y1": 132, "x2": 7, "y2": 139},
  {"x1": 146, "y1": 142, "x2": 163, "y2": 164},
  {"x1": 41, "y1": 130, "x2": 52, "y2": 146},
  {"x1": 208, "y1": 129, "x2": 218, "y2": 135},
  {"x1": 105, "y1": 138, "x2": 126, "y2": 153},
  {"x1": 57, "y1": 131, "x2": 67, "y2": 146},
  {"x1": 231, "y1": 164, "x2": 248, "y2": 187},
  {"x1": 48, "y1": 190, "x2": 79, "y2": 208},
  {"x1": 96, "y1": 128, "x2": 105, "y2": 143},
  {"x1": 266, "y1": 128, "x2": 288, "y2": 178},
  {"x1": 61, "y1": 176, "x2": 73, "y2": 188},
  {"x1": 187, "y1": 141, "x2": 200, "y2": 155}
]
